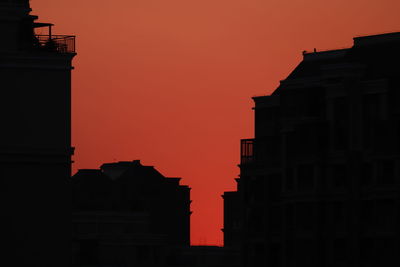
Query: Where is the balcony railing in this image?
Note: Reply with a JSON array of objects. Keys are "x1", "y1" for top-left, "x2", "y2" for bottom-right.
[
  {"x1": 34, "y1": 35, "x2": 76, "y2": 53},
  {"x1": 240, "y1": 137, "x2": 281, "y2": 166},
  {"x1": 241, "y1": 139, "x2": 255, "y2": 164}
]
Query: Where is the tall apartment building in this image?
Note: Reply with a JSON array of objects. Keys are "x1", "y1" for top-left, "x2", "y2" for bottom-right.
[
  {"x1": 225, "y1": 32, "x2": 400, "y2": 267},
  {"x1": 72, "y1": 160, "x2": 191, "y2": 266},
  {"x1": 0, "y1": 0, "x2": 76, "y2": 265}
]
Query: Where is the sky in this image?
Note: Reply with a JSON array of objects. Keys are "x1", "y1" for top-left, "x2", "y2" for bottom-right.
[{"x1": 31, "y1": 0, "x2": 399, "y2": 245}]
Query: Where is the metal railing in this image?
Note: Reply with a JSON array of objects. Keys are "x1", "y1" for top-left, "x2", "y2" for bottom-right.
[
  {"x1": 34, "y1": 35, "x2": 76, "y2": 53},
  {"x1": 240, "y1": 139, "x2": 255, "y2": 164}
]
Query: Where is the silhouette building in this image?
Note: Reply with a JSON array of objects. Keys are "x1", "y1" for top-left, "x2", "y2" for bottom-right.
[
  {"x1": 0, "y1": 0, "x2": 75, "y2": 265},
  {"x1": 225, "y1": 32, "x2": 400, "y2": 267},
  {"x1": 169, "y1": 245, "x2": 240, "y2": 267},
  {"x1": 72, "y1": 160, "x2": 191, "y2": 266},
  {"x1": 222, "y1": 189, "x2": 242, "y2": 248}
]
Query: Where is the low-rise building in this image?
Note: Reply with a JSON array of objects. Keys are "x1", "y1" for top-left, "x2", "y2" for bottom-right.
[{"x1": 72, "y1": 160, "x2": 191, "y2": 266}]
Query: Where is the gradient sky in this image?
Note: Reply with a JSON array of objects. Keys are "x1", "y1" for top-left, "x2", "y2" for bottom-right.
[{"x1": 32, "y1": 0, "x2": 399, "y2": 245}]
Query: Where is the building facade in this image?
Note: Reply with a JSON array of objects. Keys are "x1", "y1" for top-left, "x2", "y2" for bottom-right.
[
  {"x1": 72, "y1": 160, "x2": 192, "y2": 266},
  {"x1": 225, "y1": 32, "x2": 400, "y2": 267},
  {"x1": 222, "y1": 188, "x2": 242, "y2": 248},
  {"x1": 0, "y1": 0, "x2": 75, "y2": 265}
]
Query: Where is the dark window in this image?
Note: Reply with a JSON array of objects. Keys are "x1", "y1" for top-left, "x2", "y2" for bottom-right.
[
  {"x1": 269, "y1": 205, "x2": 282, "y2": 233},
  {"x1": 137, "y1": 246, "x2": 149, "y2": 264},
  {"x1": 333, "y1": 97, "x2": 349, "y2": 150},
  {"x1": 286, "y1": 132, "x2": 298, "y2": 155},
  {"x1": 255, "y1": 107, "x2": 279, "y2": 136},
  {"x1": 297, "y1": 164, "x2": 315, "y2": 190},
  {"x1": 332, "y1": 164, "x2": 347, "y2": 189},
  {"x1": 363, "y1": 94, "x2": 382, "y2": 149},
  {"x1": 265, "y1": 136, "x2": 281, "y2": 163},
  {"x1": 268, "y1": 174, "x2": 282, "y2": 202},
  {"x1": 78, "y1": 240, "x2": 99, "y2": 265},
  {"x1": 376, "y1": 199, "x2": 396, "y2": 230},
  {"x1": 375, "y1": 238, "x2": 396, "y2": 265},
  {"x1": 361, "y1": 162, "x2": 373, "y2": 187},
  {"x1": 255, "y1": 243, "x2": 265, "y2": 265},
  {"x1": 305, "y1": 88, "x2": 323, "y2": 117},
  {"x1": 398, "y1": 120, "x2": 400, "y2": 152},
  {"x1": 285, "y1": 203, "x2": 295, "y2": 231},
  {"x1": 250, "y1": 209, "x2": 264, "y2": 234},
  {"x1": 332, "y1": 201, "x2": 346, "y2": 231},
  {"x1": 296, "y1": 202, "x2": 314, "y2": 231},
  {"x1": 286, "y1": 240, "x2": 295, "y2": 266},
  {"x1": 363, "y1": 94, "x2": 382, "y2": 121},
  {"x1": 376, "y1": 160, "x2": 395, "y2": 185},
  {"x1": 286, "y1": 168, "x2": 294, "y2": 191},
  {"x1": 296, "y1": 239, "x2": 314, "y2": 267},
  {"x1": 269, "y1": 243, "x2": 282, "y2": 267},
  {"x1": 282, "y1": 91, "x2": 301, "y2": 118},
  {"x1": 333, "y1": 238, "x2": 347, "y2": 263},
  {"x1": 360, "y1": 238, "x2": 375, "y2": 265},
  {"x1": 254, "y1": 176, "x2": 265, "y2": 201},
  {"x1": 360, "y1": 200, "x2": 374, "y2": 232}
]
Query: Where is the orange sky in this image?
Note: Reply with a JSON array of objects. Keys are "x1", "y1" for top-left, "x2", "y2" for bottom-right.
[{"x1": 31, "y1": 0, "x2": 399, "y2": 245}]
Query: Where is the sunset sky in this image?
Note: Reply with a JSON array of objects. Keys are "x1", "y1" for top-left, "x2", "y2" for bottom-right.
[{"x1": 32, "y1": 0, "x2": 399, "y2": 245}]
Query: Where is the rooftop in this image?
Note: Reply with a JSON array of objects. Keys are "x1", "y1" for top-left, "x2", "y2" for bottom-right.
[{"x1": 354, "y1": 32, "x2": 400, "y2": 47}]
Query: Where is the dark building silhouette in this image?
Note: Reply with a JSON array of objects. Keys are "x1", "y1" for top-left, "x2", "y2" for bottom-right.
[
  {"x1": 168, "y1": 246, "x2": 240, "y2": 267},
  {"x1": 0, "y1": 0, "x2": 75, "y2": 265},
  {"x1": 224, "y1": 32, "x2": 400, "y2": 267},
  {"x1": 72, "y1": 160, "x2": 191, "y2": 266},
  {"x1": 222, "y1": 189, "x2": 242, "y2": 248}
]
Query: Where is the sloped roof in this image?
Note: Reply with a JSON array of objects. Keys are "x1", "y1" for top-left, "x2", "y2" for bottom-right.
[{"x1": 271, "y1": 32, "x2": 400, "y2": 96}]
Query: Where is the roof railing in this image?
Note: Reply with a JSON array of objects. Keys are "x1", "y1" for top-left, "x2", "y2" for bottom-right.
[{"x1": 34, "y1": 35, "x2": 76, "y2": 54}]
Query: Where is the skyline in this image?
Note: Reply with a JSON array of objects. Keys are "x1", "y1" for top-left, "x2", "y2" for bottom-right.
[{"x1": 32, "y1": 0, "x2": 400, "y2": 245}]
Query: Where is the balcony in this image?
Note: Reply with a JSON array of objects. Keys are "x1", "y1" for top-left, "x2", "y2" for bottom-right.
[
  {"x1": 241, "y1": 139, "x2": 255, "y2": 164},
  {"x1": 240, "y1": 137, "x2": 281, "y2": 166},
  {"x1": 34, "y1": 35, "x2": 76, "y2": 54}
]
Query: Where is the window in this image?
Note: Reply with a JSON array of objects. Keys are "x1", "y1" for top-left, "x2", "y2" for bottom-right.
[
  {"x1": 333, "y1": 238, "x2": 347, "y2": 263},
  {"x1": 333, "y1": 97, "x2": 349, "y2": 150},
  {"x1": 268, "y1": 174, "x2": 282, "y2": 202},
  {"x1": 361, "y1": 162, "x2": 373, "y2": 187},
  {"x1": 254, "y1": 176, "x2": 265, "y2": 201},
  {"x1": 78, "y1": 240, "x2": 99, "y2": 265},
  {"x1": 255, "y1": 243, "x2": 265, "y2": 265},
  {"x1": 297, "y1": 164, "x2": 315, "y2": 190},
  {"x1": 269, "y1": 205, "x2": 282, "y2": 233},
  {"x1": 360, "y1": 200, "x2": 374, "y2": 232},
  {"x1": 360, "y1": 238, "x2": 375, "y2": 265},
  {"x1": 375, "y1": 238, "x2": 396, "y2": 265},
  {"x1": 296, "y1": 239, "x2": 314, "y2": 267},
  {"x1": 285, "y1": 203, "x2": 295, "y2": 231},
  {"x1": 296, "y1": 202, "x2": 314, "y2": 231},
  {"x1": 376, "y1": 199, "x2": 396, "y2": 230},
  {"x1": 305, "y1": 88, "x2": 323, "y2": 117},
  {"x1": 376, "y1": 160, "x2": 395, "y2": 185},
  {"x1": 332, "y1": 201, "x2": 346, "y2": 231},
  {"x1": 269, "y1": 243, "x2": 282, "y2": 267},
  {"x1": 332, "y1": 164, "x2": 347, "y2": 189},
  {"x1": 363, "y1": 94, "x2": 383, "y2": 149},
  {"x1": 397, "y1": 120, "x2": 400, "y2": 152},
  {"x1": 285, "y1": 168, "x2": 294, "y2": 191}
]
